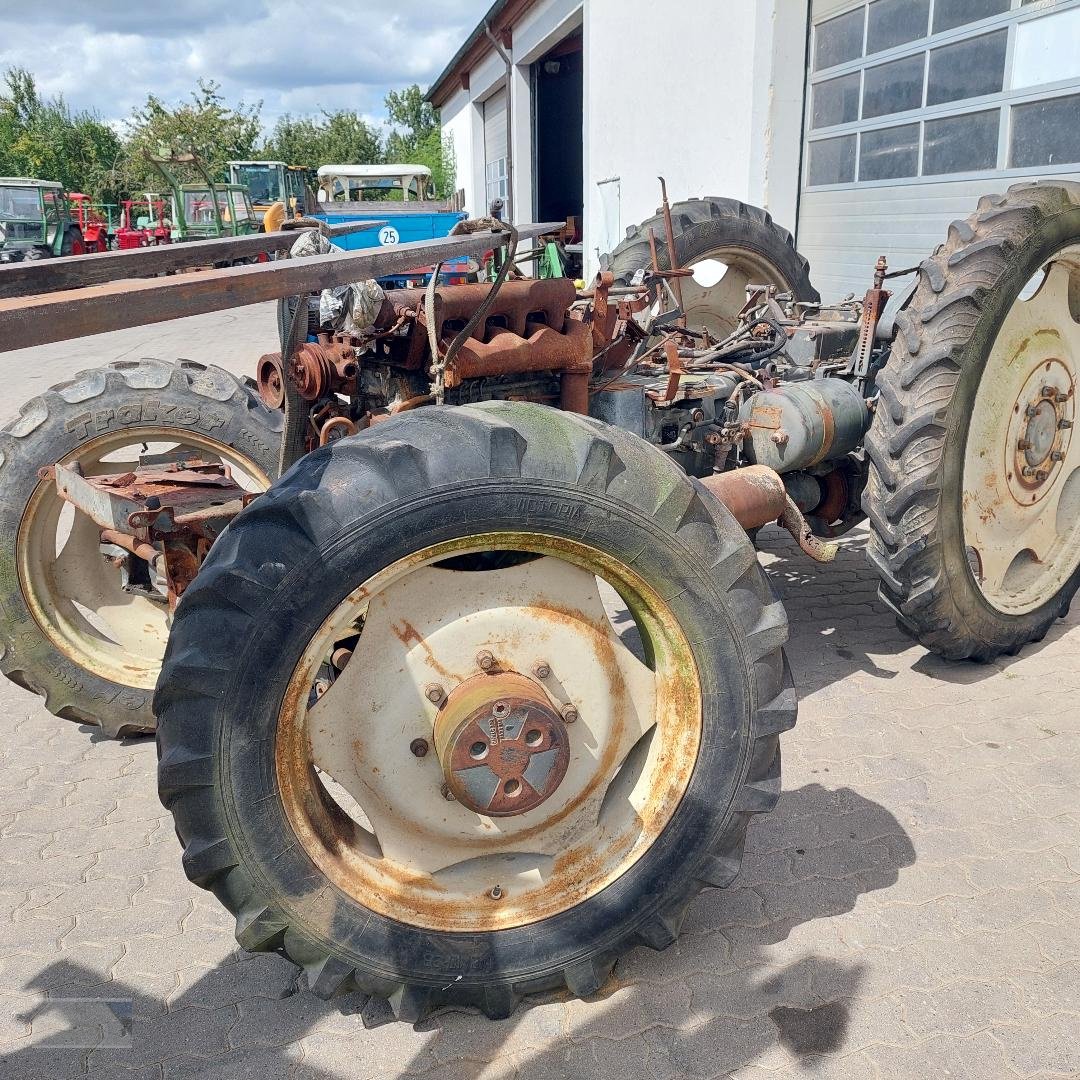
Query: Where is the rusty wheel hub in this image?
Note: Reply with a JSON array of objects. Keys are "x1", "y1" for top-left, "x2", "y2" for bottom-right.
[
  {"x1": 1008, "y1": 362, "x2": 1074, "y2": 502},
  {"x1": 434, "y1": 673, "x2": 570, "y2": 816}
]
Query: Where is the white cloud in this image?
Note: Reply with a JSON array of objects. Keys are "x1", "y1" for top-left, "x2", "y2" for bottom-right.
[{"x1": 0, "y1": 1, "x2": 491, "y2": 131}]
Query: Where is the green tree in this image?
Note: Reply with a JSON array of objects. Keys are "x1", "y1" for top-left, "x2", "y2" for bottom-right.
[
  {"x1": 383, "y1": 84, "x2": 455, "y2": 198},
  {"x1": 0, "y1": 67, "x2": 123, "y2": 202},
  {"x1": 121, "y1": 79, "x2": 262, "y2": 191},
  {"x1": 263, "y1": 110, "x2": 383, "y2": 173}
]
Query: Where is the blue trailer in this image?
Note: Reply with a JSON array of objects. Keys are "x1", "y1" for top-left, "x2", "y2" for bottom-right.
[{"x1": 312, "y1": 165, "x2": 468, "y2": 285}]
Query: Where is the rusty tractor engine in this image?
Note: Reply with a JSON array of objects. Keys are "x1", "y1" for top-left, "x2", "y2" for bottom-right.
[{"x1": 251, "y1": 267, "x2": 889, "y2": 562}]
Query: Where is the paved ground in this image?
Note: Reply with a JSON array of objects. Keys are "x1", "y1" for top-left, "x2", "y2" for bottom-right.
[{"x1": 0, "y1": 309, "x2": 1078, "y2": 1079}]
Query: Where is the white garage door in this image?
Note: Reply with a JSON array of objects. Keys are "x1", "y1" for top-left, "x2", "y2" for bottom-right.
[
  {"x1": 483, "y1": 87, "x2": 509, "y2": 217},
  {"x1": 798, "y1": 0, "x2": 1080, "y2": 300}
]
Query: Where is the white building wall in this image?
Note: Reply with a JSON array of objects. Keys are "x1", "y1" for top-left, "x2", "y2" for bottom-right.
[
  {"x1": 583, "y1": 0, "x2": 808, "y2": 276},
  {"x1": 440, "y1": 0, "x2": 810, "y2": 274}
]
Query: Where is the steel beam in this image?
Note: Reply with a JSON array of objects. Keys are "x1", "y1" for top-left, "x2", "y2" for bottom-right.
[
  {"x1": 0, "y1": 219, "x2": 388, "y2": 299},
  {"x1": 0, "y1": 224, "x2": 560, "y2": 353}
]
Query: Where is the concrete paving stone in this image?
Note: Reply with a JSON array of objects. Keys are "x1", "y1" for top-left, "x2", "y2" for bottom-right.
[
  {"x1": 564, "y1": 979, "x2": 689, "y2": 1041},
  {"x1": 991, "y1": 1013, "x2": 1080, "y2": 1076},
  {"x1": 163, "y1": 1044, "x2": 306, "y2": 1080},
  {"x1": 501, "y1": 1038, "x2": 602, "y2": 1080},
  {"x1": 81, "y1": 1064, "x2": 164, "y2": 1080},
  {"x1": 426, "y1": 1002, "x2": 562, "y2": 1064},
  {"x1": 168, "y1": 952, "x2": 300, "y2": 1012},
  {"x1": 757, "y1": 877, "x2": 865, "y2": 925},
  {"x1": 299, "y1": 1024, "x2": 440, "y2": 1077},
  {"x1": 831, "y1": 896, "x2": 964, "y2": 953},
  {"x1": 1, "y1": 940, "x2": 123, "y2": 994},
  {"x1": 0, "y1": 989, "x2": 35, "y2": 1048},
  {"x1": 896, "y1": 979, "x2": 1037, "y2": 1039},
  {"x1": 682, "y1": 884, "x2": 769, "y2": 934},
  {"x1": 90, "y1": 1003, "x2": 237, "y2": 1071},
  {"x1": 1039, "y1": 877, "x2": 1080, "y2": 919},
  {"x1": 0, "y1": 833, "x2": 52, "y2": 865},
  {"x1": 684, "y1": 960, "x2": 818, "y2": 1025},
  {"x1": 865, "y1": 1030, "x2": 1019, "y2": 1079},
  {"x1": 615, "y1": 930, "x2": 736, "y2": 984},
  {"x1": 0, "y1": 1044, "x2": 91, "y2": 1079},
  {"x1": 0, "y1": 910, "x2": 75, "y2": 957},
  {"x1": 943, "y1": 885, "x2": 1064, "y2": 936},
  {"x1": 1012, "y1": 781, "x2": 1080, "y2": 820},
  {"x1": 228, "y1": 989, "x2": 331, "y2": 1049},
  {"x1": 962, "y1": 849, "x2": 1075, "y2": 893},
  {"x1": 21, "y1": 876, "x2": 143, "y2": 920},
  {"x1": 857, "y1": 859, "x2": 979, "y2": 907},
  {"x1": 0, "y1": 854, "x2": 100, "y2": 893},
  {"x1": 1023, "y1": 918, "x2": 1080, "y2": 964},
  {"x1": 1008, "y1": 961, "x2": 1080, "y2": 1019},
  {"x1": 111, "y1": 931, "x2": 240, "y2": 982},
  {"x1": 655, "y1": 1013, "x2": 777, "y2": 1078}
]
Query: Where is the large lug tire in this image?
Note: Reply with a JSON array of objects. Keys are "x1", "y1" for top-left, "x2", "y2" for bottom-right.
[
  {"x1": 0, "y1": 359, "x2": 283, "y2": 737},
  {"x1": 605, "y1": 196, "x2": 819, "y2": 338},
  {"x1": 864, "y1": 181, "x2": 1080, "y2": 660},
  {"x1": 156, "y1": 401, "x2": 795, "y2": 1022}
]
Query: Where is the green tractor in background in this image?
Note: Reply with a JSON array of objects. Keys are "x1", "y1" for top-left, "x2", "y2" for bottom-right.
[
  {"x1": 146, "y1": 150, "x2": 259, "y2": 242},
  {"x1": 0, "y1": 177, "x2": 87, "y2": 262}
]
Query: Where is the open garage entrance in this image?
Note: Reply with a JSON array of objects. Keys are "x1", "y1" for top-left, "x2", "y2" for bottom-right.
[{"x1": 532, "y1": 33, "x2": 583, "y2": 272}]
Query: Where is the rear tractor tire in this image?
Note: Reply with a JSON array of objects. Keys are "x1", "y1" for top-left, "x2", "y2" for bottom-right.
[
  {"x1": 156, "y1": 401, "x2": 795, "y2": 1021},
  {"x1": 0, "y1": 359, "x2": 283, "y2": 737},
  {"x1": 606, "y1": 196, "x2": 819, "y2": 338},
  {"x1": 864, "y1": 181, "x2": 1080, "y2": 660}
]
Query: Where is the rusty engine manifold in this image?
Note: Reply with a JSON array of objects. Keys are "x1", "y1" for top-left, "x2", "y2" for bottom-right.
[{"x1": 257, "y1": 278, "x2": 595, "y2": 415}]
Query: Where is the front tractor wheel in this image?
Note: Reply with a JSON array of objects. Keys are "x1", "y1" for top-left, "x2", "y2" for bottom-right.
[
  {"x1": 156, "y1": 402, "x2": 795, "y2": 1020},
  {"x1": 0, "y1": 360, "x2": 283, "y2": 736},
  {"x1": 865, "y1": 181, "x2": 1080, "y2": 659}
]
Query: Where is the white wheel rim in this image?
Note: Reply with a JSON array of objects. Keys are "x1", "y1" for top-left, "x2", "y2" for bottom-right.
[
  {"x1": 18, "y1": 429, "x2": 271, "y2": 688},
  {"x1": 275, "y1": 534, "x2": 702, "y2": 932},
  {"x1": 675, "y1": 246, "x2": 795, "y2": 339},
  {"x1": 962, "y1": 248, "x2": 1080, "y2": 615}
]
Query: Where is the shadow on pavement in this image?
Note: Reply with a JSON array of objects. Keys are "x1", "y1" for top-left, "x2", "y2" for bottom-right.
[
  {"x1": 756, "y1": 523, "x2": 1072, "y2": 700},
  {"x1": 0, "y1": 783, "x2": 915, "y2": 1079}
]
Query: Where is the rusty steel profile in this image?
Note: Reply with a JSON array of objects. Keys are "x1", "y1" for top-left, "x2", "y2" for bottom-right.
[
  {"x1": 0, "y1": 223, "x2": 562, "y2": 353},
  {"x1": 0, "y1": 219, "x2": 388, "y2": 299}
]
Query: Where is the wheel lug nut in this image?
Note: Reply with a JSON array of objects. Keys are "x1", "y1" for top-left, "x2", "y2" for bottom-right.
[
  {"x1": 1056, "y1": 393, "x2": 1069, "y2": 404},
  {"x1": 1017, "y1": 438, "x2": 1031, "y2": 451},
  {"x1": 492, "y1": 700, "x2": 510, "y2": 720},
  {"x1": 1026, "y1": 405, "x2": 1038, "y2": 418},
  {"x1": 1042, "y1": 385, "x2": 1056, "y2": 398},
  {"x1": 410, "y1": 738, "x2": 429, "y2": 757},
  {"x1": 534, "y1": 662, "x2": 551, "y2": 679},
  {"x1": 1051, "y1": 450, "x2": 1065, "y2": 462},
  {"x1": 425, "y1": 682, "x2": 445, "y2": 704},
  {"x1": 489, "y1": 885, "x2": 503, "y2": 900},
  {"x1": 1060, "y1": 419, "x2": 1073, "y2": 430},
  {"x1": 561, "y1": 704, "x2": 579, "y2": 724},
  {"x1": 476, "y1": 650, "x2": 495, "y2": 671}
]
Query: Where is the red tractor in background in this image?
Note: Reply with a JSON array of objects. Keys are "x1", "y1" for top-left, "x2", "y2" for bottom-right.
[
  {"x1": 66, "y1": 193, "x2": 112, "y2": 253},
  {"x1": 114, "y1": 194, "x2": 172, "y2": 250}
]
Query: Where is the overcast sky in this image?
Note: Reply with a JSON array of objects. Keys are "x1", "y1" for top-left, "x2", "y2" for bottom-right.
[{"x1": 0, "y1": 1, "x2": 492, "y2": 133}]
